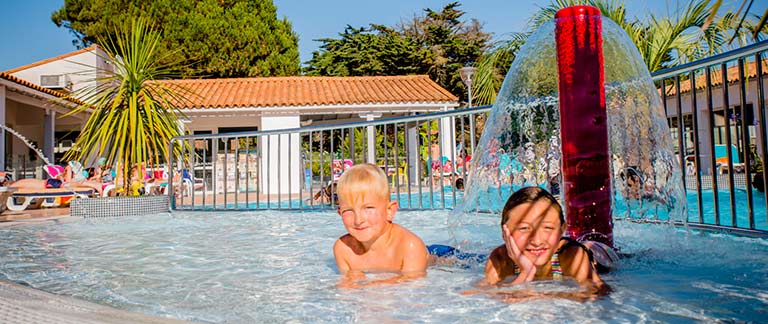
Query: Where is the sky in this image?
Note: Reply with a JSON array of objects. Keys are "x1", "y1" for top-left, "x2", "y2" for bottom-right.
[{"x1": 0, "y1": 1, "x2": 765, "y2": 71}]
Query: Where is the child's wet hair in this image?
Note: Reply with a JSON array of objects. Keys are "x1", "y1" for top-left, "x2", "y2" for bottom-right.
[
  {"x1": 500, "y1": 186, "x2": 564, "y2": 226},
  {"x1": 337, "y1": 163, "x2": 390, "y2": 202},
  {"x1": 454, "y1": 178, "x2": 465, "y2": 190}
]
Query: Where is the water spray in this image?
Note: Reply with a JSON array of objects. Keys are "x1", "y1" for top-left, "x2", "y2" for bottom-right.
[{"x1": 0, "y1": 124, "x2": 52, "y2": 167}]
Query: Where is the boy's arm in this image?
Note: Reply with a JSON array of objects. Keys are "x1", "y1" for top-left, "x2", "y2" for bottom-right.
[
  {"x1": 333, "y1": 239, "x2": 351, "y2": 274},
  {"x1": 400, "y1": 236, "x2": 428, "y2": 274}
]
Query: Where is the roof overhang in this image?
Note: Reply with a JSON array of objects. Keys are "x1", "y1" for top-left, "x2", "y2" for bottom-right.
[
  {"x1": 0, "y1": 78, "x2": 86, "y2": 119},
  {"x1": 178, "y1": 101, "x2": 460, "y2": 118}
]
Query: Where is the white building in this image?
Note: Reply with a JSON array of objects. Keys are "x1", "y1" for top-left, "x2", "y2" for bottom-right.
[
  {"x1": 3, "y1": 46, "x2": 459, "y2": 189},
  {"x1": 661, "y1": 60, "x2": 768, "y2": 174},
  {"x1": 0, "y1": 72, "x2": 86, "y2": 176}
]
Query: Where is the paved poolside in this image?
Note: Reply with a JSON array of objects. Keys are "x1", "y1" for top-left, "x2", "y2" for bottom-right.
[
  {"x1": 0, "y1": 207, "x2": 71, "y2": 228},
  {"x1": 0, "y1": 279, "x2": 188, "y2": 324}
]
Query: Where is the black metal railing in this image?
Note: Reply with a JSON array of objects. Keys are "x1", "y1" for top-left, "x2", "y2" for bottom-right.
[{"x1": 653, "y1": 39, "x2": 768, "y2": 235}]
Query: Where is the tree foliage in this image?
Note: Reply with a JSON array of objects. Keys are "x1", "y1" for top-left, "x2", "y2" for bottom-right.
[
  {"x1": 304, "y1": 25, "x2": 428, "y2": 77},
  {"x1": 304, "y1": 2, "x2": 490, "y2": 100},
  {"x1": 52, "y1": 0, "x2": 300, "y2": 78},
  {"x1": 472, "y1": 0, "x2": 768, "y2": 106}
]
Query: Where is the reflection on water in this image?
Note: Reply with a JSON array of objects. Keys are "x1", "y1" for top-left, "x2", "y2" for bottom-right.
[{"x1": 0, "y1": 211, "x2": 766, "y2": 323}]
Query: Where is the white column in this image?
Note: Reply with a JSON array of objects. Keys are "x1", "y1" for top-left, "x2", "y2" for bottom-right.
[
  {"x1": 439, "y1": 105, "x2": 455, "y2": 161},
  {"x1": 44, "y1": 109, "x2": 55, "y2": 163},
  {"x1": 406, "y1": 121, "x2": 419, "y2": 185},
  {"x1": 0, "y1": 86, "x2": 5, "y2": 170},
  {"x1": 361, "y1": 113, "x2": 382, "y2": 164},
  {"x1": 259, "y1": 115, "x2": 301, "y2": 195}
]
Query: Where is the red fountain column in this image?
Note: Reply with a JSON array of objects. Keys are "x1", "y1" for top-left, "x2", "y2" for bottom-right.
[{"x1": 555, "y1": 6, "x2": 613, "y2": 247}]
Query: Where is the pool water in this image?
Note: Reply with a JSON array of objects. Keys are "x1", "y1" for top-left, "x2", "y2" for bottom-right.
[
  {"x1": 235, "y1": 187, "x2": 768, "y2": 231},
  {"x1": 0, "y1": 210, "x2": 766, "y2": 323}
]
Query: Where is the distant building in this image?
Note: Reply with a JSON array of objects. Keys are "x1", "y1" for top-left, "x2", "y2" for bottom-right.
[
  {"x1": 2, "y1": 46, "x2": 458, "y2": 182},
  {"x1": 660, "y1": 59, "x2": 768, "y2": 174}
]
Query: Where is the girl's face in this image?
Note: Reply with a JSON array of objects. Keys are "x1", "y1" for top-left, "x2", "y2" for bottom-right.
[{"x1": 503, "y1": 199, "x2": 565, "y2": 266}]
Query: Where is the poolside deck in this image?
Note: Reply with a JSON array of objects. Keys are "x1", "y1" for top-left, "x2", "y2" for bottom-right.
[
  {"x1": 0, "y1": 279, "x2": 189, "y2": 324},
  {"x1": 0, "y1": 207, "x2": 70, "y2": 227}
]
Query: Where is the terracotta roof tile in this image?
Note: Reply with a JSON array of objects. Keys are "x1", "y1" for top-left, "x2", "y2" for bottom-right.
[
  {"x1": 664, "y1": 59, "x2": 768, "y2": 96},
  {"x1": 0, "y1": 72, "x2": 83, "y2": 105},
  {"x1": 157, "y1": 75, "x2": 458, "y2": 109},
  {"x1": 3, "y1": 45, "x2": 103, "y2": 74}
]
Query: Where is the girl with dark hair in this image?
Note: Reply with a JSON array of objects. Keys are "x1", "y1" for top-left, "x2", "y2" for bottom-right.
[{"x1": 483, "y1": 187, "x2": 604, "y2": 287}]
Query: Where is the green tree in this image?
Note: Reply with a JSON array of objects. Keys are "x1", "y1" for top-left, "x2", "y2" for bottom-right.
[
  {"x1": 304, "y1": 25, "x2": 428, "y2": 77},
  {"x1": 304, "y1": 2, "x2": 490, "y2": 99},
  {"x1": 52, "y1": 0, "x2": 300, "y2": 77},
  {"x1": 62, "y1": 19, "x2": 190, "y2": 194},
  {"x1": 472, "y1": 0, "x2": 768, "y2": 105}
]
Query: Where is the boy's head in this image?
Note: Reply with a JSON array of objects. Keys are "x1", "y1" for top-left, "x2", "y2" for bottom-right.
[
  {"x1": 500, "y1": 187, "x2": 565, "y2": 266},
  {"x1": 336, "y1": 164, "x2": 397, "y2": 245},
  {"x1": 337, "y1": 164, "x2": 390, "y2": 203}
]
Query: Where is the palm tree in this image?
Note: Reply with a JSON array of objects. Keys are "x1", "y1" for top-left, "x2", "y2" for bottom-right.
[
  {"x1": 63, "y1": 19, "x2": 191, "y2": 195},
  {"x1": 472, "y1": 0, "x2": 766, "y2": 106}
]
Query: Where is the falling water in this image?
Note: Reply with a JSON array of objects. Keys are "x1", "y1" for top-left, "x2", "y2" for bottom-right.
[
  {"x1": 0, "y1": 124, "x2": 52, "y2": 166},
  {"x1": 456, "y1": 17, "x2": 685, "y2": 224}
]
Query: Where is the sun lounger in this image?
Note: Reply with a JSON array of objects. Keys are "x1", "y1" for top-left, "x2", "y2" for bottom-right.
[
  {"x1": 6, "y1": 187, "x2": 95, "y2": 211},
  {"x1": 714, "y1": 144, "x2": 745, "y2": 174},
  {"x1": 0, "y1": 187, "x2": 17, "y2": 213}
]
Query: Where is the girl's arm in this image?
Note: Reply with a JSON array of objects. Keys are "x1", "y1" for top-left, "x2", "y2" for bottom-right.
[
  {"x1": 562, "y1": 245, "x2": 603, "y2": 286},
  {"x1": 483, "y1": 246, "x2": 522, "y2": 285}
]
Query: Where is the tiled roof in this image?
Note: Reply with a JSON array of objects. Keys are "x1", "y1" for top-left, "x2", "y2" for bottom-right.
[
  {"x1": 157, "y1": 75, "x2": 458, "y2": 109},
  {"x1": 664, "y1": 59, "x2": 768, "y2": 96},
  {"x1": 0, "y1": 72, "x2": 83, "y2": 105},
  {"x1": 3, "y1": 45, "x2": 102, "y2": 74}
]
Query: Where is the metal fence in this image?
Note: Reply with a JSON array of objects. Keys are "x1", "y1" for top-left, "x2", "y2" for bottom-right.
[
  {"x1": 169, "y1": 40, "x2": 768, "y2": 236},
  {"x1": 169, "y1": 108, "x2": 489, "y2": 211},
  {"x1": 654, "y1": 40, "x2": 768, "y2": 235}
]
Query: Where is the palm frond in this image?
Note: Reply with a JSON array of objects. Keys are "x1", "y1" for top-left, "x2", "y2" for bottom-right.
[
  {"x1": 62, "y1": 18, "x2": 192, "y2": 194},
  {"x1": 472, "y1": 32, "x2": 528, "y2": 105}
]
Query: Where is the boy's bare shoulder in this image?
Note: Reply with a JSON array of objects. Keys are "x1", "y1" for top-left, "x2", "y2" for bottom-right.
[
  {"x1": 392, "y1": 224, "x2": 426, "y2": 249},
  {"x1": 334, "y1": 234, "x2": 365, "y2": 258}
]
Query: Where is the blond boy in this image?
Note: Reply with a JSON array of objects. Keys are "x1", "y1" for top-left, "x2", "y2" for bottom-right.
[{"x1": 333, "y1": 164, "x2": 428, "y2": 284}]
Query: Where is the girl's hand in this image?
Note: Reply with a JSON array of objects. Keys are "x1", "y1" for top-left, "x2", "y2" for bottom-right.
[{"x1": 503, "y1": 226, "x2": 535, "y2": 282}]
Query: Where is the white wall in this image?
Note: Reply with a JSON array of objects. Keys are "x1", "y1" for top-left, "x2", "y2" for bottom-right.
[
  {"x1": 664, "y1": 75, "x2": 768, "y2": 175},
  {"x1": 258, "y1": 115, "x2": 301, "y2": 195},
  {"x1": 182, "y1": 114, "x2": 262, "y2": 134},
  {"x1": 440, "y1": 106, "x2": 456, "y2": 162},
  {"x1": 11, "y1": 47, "x2": 110, "y2": 95}
]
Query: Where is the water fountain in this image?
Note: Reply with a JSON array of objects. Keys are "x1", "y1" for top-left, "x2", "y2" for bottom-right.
[
  {"x1": 458, "y1": 6, "x2": 686, "y2": 248},
  {"x1": 0, "y1": 7, "x2": 765, "y2": 321},
  {"x1": 0, "y1": 124, "x2": 52, "y2": 167}
]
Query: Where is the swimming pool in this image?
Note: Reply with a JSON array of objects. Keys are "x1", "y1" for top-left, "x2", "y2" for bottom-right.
[
  {"x1": 1, "y1": 210, "x2": 766, "y2": 322},
  {"x1": 230, "y1": 187, "x2": 767, "y2": 231}
]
